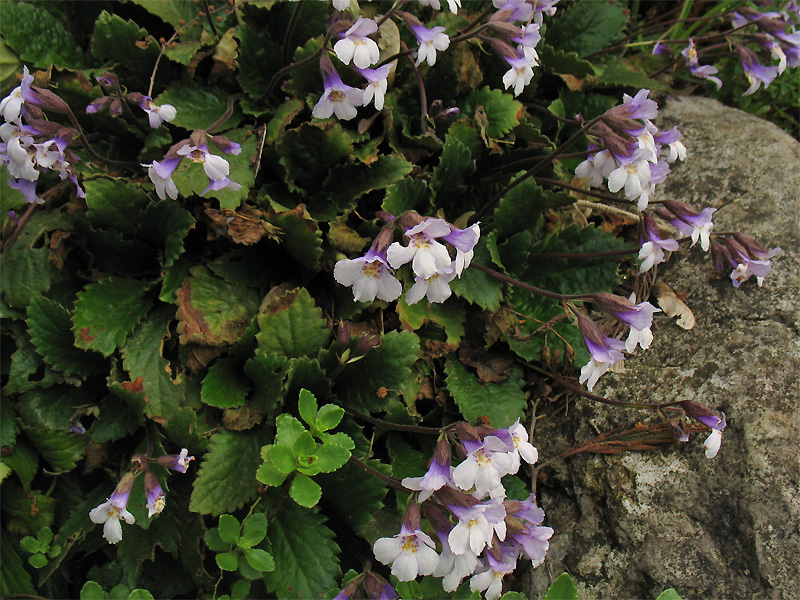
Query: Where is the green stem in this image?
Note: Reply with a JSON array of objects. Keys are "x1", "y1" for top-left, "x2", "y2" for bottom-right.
[{"x1": 671, "y1": 0, "x2": 695, "y2": 41}]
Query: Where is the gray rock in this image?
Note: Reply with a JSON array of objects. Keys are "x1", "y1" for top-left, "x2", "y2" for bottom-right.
[{"x1": 521, "y1": 97, "x2": 800, "y2": 599}]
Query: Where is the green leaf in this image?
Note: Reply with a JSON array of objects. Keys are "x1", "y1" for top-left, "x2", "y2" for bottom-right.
[
  {"x1": 462, "y1": 87, "x2": 522, "y2": 139},
  {"x1": 236, "y1": 24, "x2": 282, "y2": 98},
  {"x1": 231, "y1": 579, "x2": 252, "y2": 600},
  {"x1": 90, "y1": 11, "x2": 159, "y2": 65},
  {"x1": 0, "y1": 2, "x2": 84, "y2": 68},
  {"x1": 546, "y1": 1, "x2": 627, "y2": 56},
  {"x1": 268, "y1": 207, "x2": 323, "y2": 270},
  {"x1": 204, "y1": 528, "x2": 229, "y2": 553},
  {"x1": 431, "y1": 135, "x2": 475, "y2": 199},
  {"x1": 292, "y1": 431, "x2": 317, "y2": 459},
  {"x1": 316, "y1": 155, "x2": 414, "y2": 220},
  {"x1": 595, "y1": 60, "x2": 670, "y2": 92},
  {"x1": 176, "y1": 266, "x2": 260, "y2": 347},
  {"x1": 397, "y1": 295, "x2": 466, "y2": 347},
  {"x1": 297, "y1": 389, "x2": 318, "y2": 431},
  {"x1": 449, "y1": 241, "x2": 503, "y2": 312},
  {"x1": 81, "y1": 581, "x2": 107, "y2": 600},
  {"x1": 28, "y1": 553, "x2": 47, "y2": 569},
  {"x1": 656, "y1": 590, "x2": 682, "y2": 600},
  {"x1": 126, "y1": 590, "x2": 155, "y2": 600},
  {"x1": 537, "y1": 45, "x2": 595, "y2": 79},
  {"x1": 129, "y1": 0, "x2": 199, "y2": 29},
  {"x1": 237, "y1": 553, "x2": 263, "y2": 581},
  {"x1": 2, "y1": 441, "x2": 38, "y2": 490},
  {"x1": 504, "y1": 291, "x2": 589, "y2": 366},
  {"x1": 544, "y1": 573, "x2": 578, "y2": 600},
  {"x1": 500, "y1": 593, "x2": 528, "y2": 600},
  {"x1": 316, "y1": 459, "x2": 389, "y2": 536},
  {"x1": 27, "y1": 297, "x2": 101, "y2": 376},
  {"x1": 242, "y1": 513, "x2": 268, "y2": 544},
  {"x1": 310, "y1": 443, "x2": 350, "y2": 474},
  {"x1": 275, "y1": 414, "x2": 307, "y2": 449},
  {"x1": 493, "y1": 179, "x2": 572, "y2": 240},
  {"x1": 163, "y1": 41, "x2": 203, "y2": 66},
  {"x1": 525, "y1": 223, "x2": 627, "y2": 295},
  {"x1": 1, "y1": 530, "x2": 35, "y2": 596},
  {"x1": 256, "y1": 460, "x2": 290, "y2": 487},
  {"x1": 90, "y1": 396, "x2": 140, "y2": 443},
  {"x1": 5, "y1": 328, "x2": 62, "y2": 395},
  {"x1": 2, "y1": 482, "x2": 54, "y2": 536},
  {"x1": 265, "y1": 503, "x2": 341, "y2": 598},
  {"x1": 382, "y1": 177, "x2": 429, "y2": 215},
  {"x1": 445, "y1": 356, "x2": 527, "y2": 428},
  {"x1": 216, "y1": 551, "x2": 239, "y2": 572},
  {"x1": 336, "y1": 331, "x2": 420, "y2": 411},
  {"x1": 244, "y1": 354, "x2": 285, "y2": 416},
  {"x1": 217, "y1": 514, "x2": 241, "y2": 545},
  {"x1": 83, "y1": 179, "x2": 150, "y2": 235},
  {"x1": 265, "y1": 99, "x2": 305, "y2": 145},
  {"x1": 137, "y1": 200, "x2": 196, "y2": 269},
  {"x1": 290, "y1": 472, "x2": 322, "y2": 508},
  {"x1": 72, "y1": 278, "x2": 152, "y2": 356},
  {"x1": 201, "y1": 357, "x2": 250, "y2": 409},
  {"x1": 23, "y1": 426, "x2": 85, "y2": 473},
  {"x1": 256, "y1": 288, "x2": 329, "y2": 359},
  {"x1": 120, "y1": 307, "x2": 184, "y2": 421},
  {"x1": 243, "y1": 548, "x2": 275, "y2": 572},
  {"x1": 157, "y1": 82, "x2": 243, "y2": 131},
  {"x1": 316, "y1": 404, "x2": 344, "y2": 433},
  {"x1": 189, "y1": 429, "x2": 269, "y2": 515},
  {"x1": 277, "y1": 122, "x2": 353, "y2": 193},
  {"x1": 20, "y1": 535, "x2": 46, "y2": 555}
]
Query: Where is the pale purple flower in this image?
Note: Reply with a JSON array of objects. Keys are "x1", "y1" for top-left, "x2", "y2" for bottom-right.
[
  {"x1": 576, "y1": 313, "x2": 625, "y2": 391},
  {"x1": 730, "y1": 257, "x2": 774, "y2": 288},
  {"x1": 405, "y1": 267, "x2": 457, "y2": 304},
  {"x1": 410, "y1": 24, "x2": 450, "y2": 66},
  {"x1": 448, "y1": 499, "x2": 507, "y2": 556},
  {"x1": 145, "y1": 472, "x2": 165, "y2": 518},
  {"x1": 737, "y1": 45, "x2": 779, "y2": 95},
  {"x1": 638, "y1": 213, "x2": 679, "y2": 272},
  {"x1": 654, "y1": 126, "x2": 687, "y2": 163},
  {"x1": 176, "y1": 143, "x2": 241, "y2": 196},
  {"x1": 0, "y1": 66, "x2": 33, "y2": 124},
  {"x1": 453, "y1": 436, "x2": 514, "y2": 497},
  {"x1": 156, "y1": 448, "x2": 195, "y2": 473},
  {"x1": 492, "y1": 0, "x2": 534, "y2": 23},
  {"x1": 575, "y1": 148, "x2": 614, "y2": 187},
  {"x1": 667, "y1": 204, "x2": 716, "y2": 251},
  {"x1": 607, "y1": 156, "x2": 652, "y2": 210},
  {"x1": 442, "y1": 222, "x2": 480, "y2": 276},
  {"x1": 682, "y1": 39, "x2": 723, "y2": 89},
  {"x1": 334, "y1": 18, "x2": 380, "y2": 69},
  {"x1": 469, "y1": 547, "x2": 517, "y2": 600},
  {"x1": 492, "y1": 419, "x2": 538, "y2": 474},
  {"x1": 402, "y1": 439, "x2": 452, "y2": 501}
]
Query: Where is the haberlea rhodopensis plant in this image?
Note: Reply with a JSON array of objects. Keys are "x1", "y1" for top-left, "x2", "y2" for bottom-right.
[{"x1": 0, "y1": 1, "x2": 793, "y2": 598}]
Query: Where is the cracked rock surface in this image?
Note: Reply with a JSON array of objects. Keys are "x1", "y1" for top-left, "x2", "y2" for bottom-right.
[{"x1": 521, "y1": 97, "x2": 800, "y2": 599}]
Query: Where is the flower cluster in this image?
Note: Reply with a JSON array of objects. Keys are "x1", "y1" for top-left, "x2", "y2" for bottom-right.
[
  {"x1": 573, "y1": 292, "x2": 660, "y2": 392},
  {"x1": 710, "y1": 232, "x2": 782, "y2": 289},
  {"x1": 85, "y1": 73, "x2": 177, "y2": 128},
  {"x1": 0, "y1": 66, "x2": 85, "y2": 203},
  {"x1": 142, "y1": 129, "x2": 241, "y2": 200},
  {"x1": 366, "y1": 421, "x2": 551, "y2": 600},
  {"x1": 575, "y1": 89, "x2": 686, "y2": 211},
  {"x1": 89, "y1": 449, "x2": 194, "y2": 544},
  {"x1": 334, "y1": 211, "x2": 480, "y2": 305}
]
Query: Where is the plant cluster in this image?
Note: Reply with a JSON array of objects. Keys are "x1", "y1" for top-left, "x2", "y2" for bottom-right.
[{"x1": 0, "y1": 1, "x2": 794, "y2": 599}]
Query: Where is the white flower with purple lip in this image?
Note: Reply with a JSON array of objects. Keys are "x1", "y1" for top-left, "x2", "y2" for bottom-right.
[
  {"x1": 89, "y1": 473, "x2": 137, "y2": 544},
  {"x1": 387, "y1": 218, "x2": 453, "y2": 280},
  {"x1": 334, "y1": 246, "x2": 402, "y2": 303},
  {"x1": 355, "y1": 64, "x2": 393, "y2": 111},
  {"x1": 448, "y1": 499, "x2": 507, "y2": 556},
  {"x1": 176, "y1": 143, "x2": 241, "y2": 196},
  {"x1": 312, "y1": 56, "x2": 364, "y2": 121},
  {"x1": 663, "y1": 201, "x2": 716, "y2": 251},
  {"x1": 0, "y1": 66, "x2": 33, "y2": 124},
  {"x1": 492, "y1": 0, "x2": 534, "y2": 23},
  {"x1": 402, "y1": 438, "x2": 452, "y2": 501},
  {"x1": 607, "y1": 154, "x2": 653, "y2": 211},
  {"x1": 373, "y1": 504, "x2": 440, "y2": 581},
  {"x1": 452, "y1": 436, "x2": 514, "y2": 497},
  {"x1": 638, "y1": 213, "x2": 679, "y2": 272},
  {"x1": 575, "y1": 312, "x2": 626, "y2": 391},
  {"x1": 491, "y1": 419, "x2": 538, "y2": 474},
  {"x1": 137, "y1": 95, "x2": 177, "y2": 128},
  {"x1": 410, "y1": 24, "x2": 450, "y2": 66},
  {"x1": 443, "y1": 222, "x2": 480, "y2": 276},
  {"x1": 501, "y1": 52, "x2": 537, "y2": 96},
  {"x1": 469, "y1": 546, "x2": 517, "y2": 600},
  {"x1": 680, "y1": 401, "x2": 726, "y2": 459},
  {"x1": 405, "y1": 266, "x2": 457, "y2": 305},
  {"x1": 334, "y1": 18, "x2": 380, "y2": 69},
  {"x1": 142, "y1": 157, "x2": 181, "y2": 201}
]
